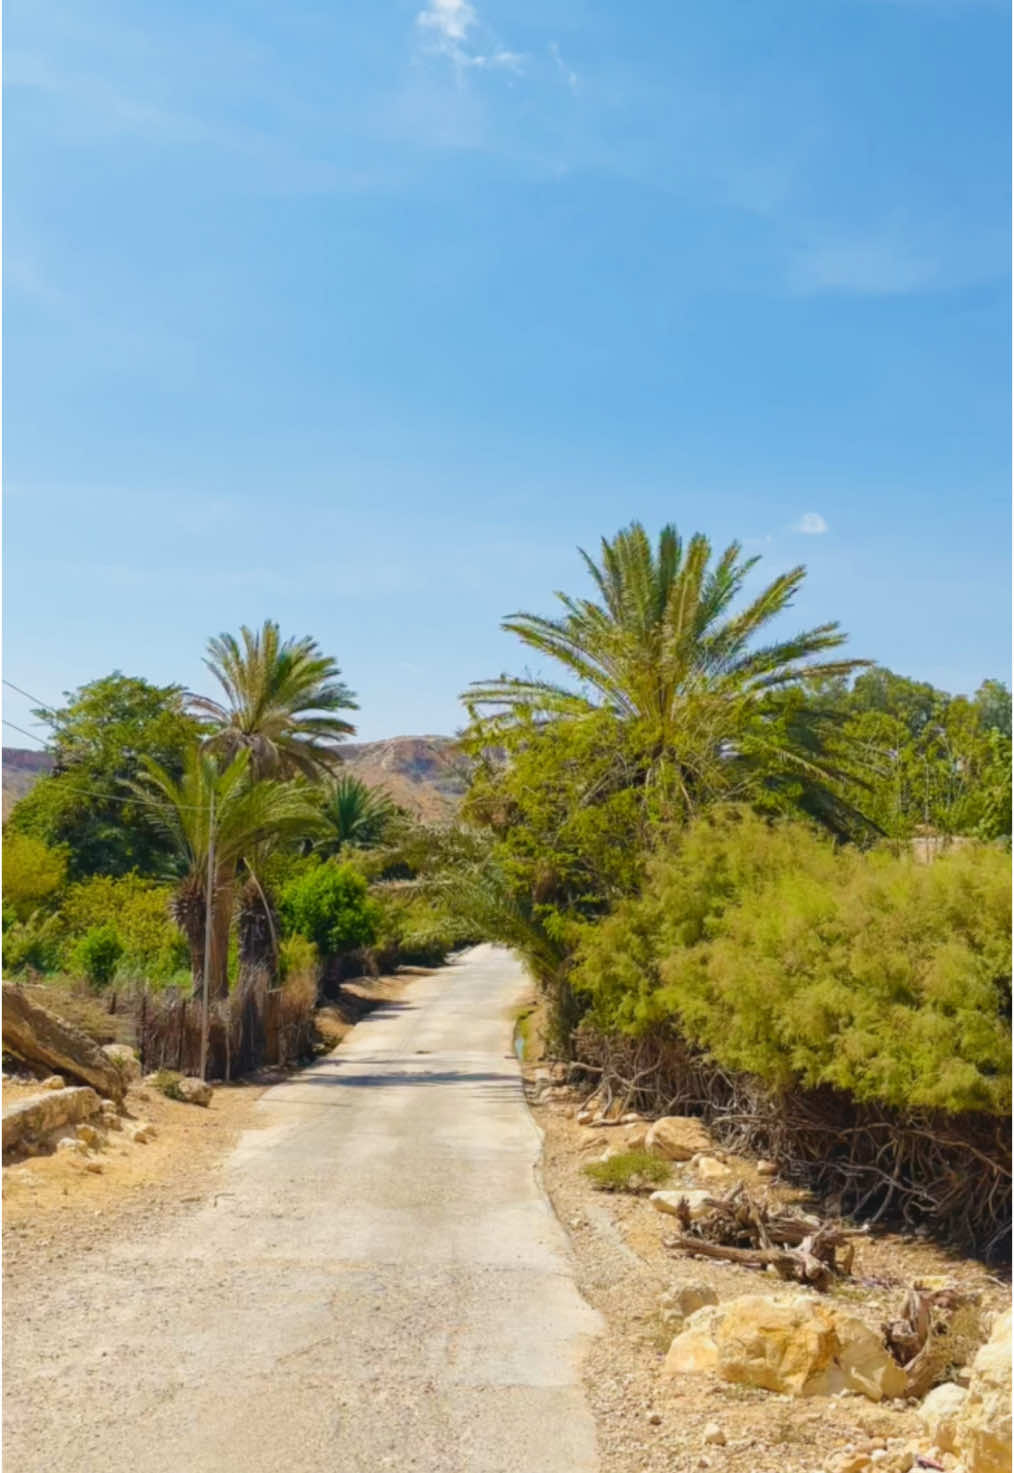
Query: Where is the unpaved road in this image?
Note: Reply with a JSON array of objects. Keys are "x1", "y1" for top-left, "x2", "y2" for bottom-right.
[{"x1": 3, "y1": 946, "x2": 602, "y2": 1472}]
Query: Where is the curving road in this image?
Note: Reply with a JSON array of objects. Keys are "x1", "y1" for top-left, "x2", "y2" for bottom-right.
[{"x1": 3, "y1": 945, "x2": 602, "y2": 1472}]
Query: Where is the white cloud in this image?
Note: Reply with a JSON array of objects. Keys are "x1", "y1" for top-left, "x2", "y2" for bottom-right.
[
  {"x1": 795, "y1": 512, "x2": 829, "y2": 535},
  {"x1": 548, "y1": 41, "x2": 578, "y2": 92},
  {"x1": 790, "y1": 235, "x2": 938, "y2": 296},
  {"x1": 416, "y1": 0, "x2": 525, "y2": 73}
]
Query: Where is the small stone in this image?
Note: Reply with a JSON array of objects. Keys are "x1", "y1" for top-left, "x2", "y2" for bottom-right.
[
  {"x1": 56, "y1": 1137, "x2": 87, "y2": 1155},
  {"x1": 101, "y1": 1112, "x2": 122, "y2": 1131},
  {"x1": 702, "y1": 1423, "x2": 726, "y2": 1446},
  {"x1": 75, "y1": 1123, "x2": 100, "y2": 1147},
  {"x1": 647, "y1": 1412, "x2": 661, "y2": 1425},
  {"x1": 127, "y1": 1123, "x2": 154, "y2": 1144},
  {"x1": 756, "y1": 1159, "x2": 778, "y2": 1177},
  {"x1": 84, "y1": 1160, "x2": 103, "y2": 1174},
  {"x1": 42, "y1": 1075, "x2": 66, "y2": 1091},
  {"x1": 692, "y1": 1155, "x2": 735, "y2": 1185}
]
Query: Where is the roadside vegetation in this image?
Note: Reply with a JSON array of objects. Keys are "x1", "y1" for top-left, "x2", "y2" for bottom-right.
[{"x1": 3, "y1": 527, "x2": 1010, "y2": 1254}]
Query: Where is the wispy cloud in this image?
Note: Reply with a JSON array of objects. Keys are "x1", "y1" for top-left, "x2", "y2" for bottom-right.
[
  {"x1": 548, "y1": 41, "x2": 579, "y2": 93},
  {"x1": 789, "y1": 232, "x2": 938, "y2": 296},
  {"x1": 416, "y1": 0, "x2": 524, "y2": 73},
  {"x1": 794, "y1": 513, "x2": 829, "y2": 535}
]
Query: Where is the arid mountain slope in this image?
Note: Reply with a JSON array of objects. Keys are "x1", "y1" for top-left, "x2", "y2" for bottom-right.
[{"x1": 2, "y1": 737, "x2": 468, "y2": 823}]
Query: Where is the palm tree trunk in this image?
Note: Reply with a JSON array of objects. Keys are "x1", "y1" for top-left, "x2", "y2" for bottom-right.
[{"x1": 208, "y1": 869, "x2": 234, "y2": 1000}]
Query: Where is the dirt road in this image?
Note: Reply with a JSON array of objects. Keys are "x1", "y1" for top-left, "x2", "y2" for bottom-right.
[{"x1": 3, "y1": 946, "x2": 601, "y2": 1473}]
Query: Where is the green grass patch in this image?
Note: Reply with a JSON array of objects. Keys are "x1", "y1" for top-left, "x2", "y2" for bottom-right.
[{"x1": 582, "y1": 1149, "x2": 670, "y2": 1193}]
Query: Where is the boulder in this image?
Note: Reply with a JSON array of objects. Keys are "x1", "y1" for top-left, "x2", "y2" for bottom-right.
[
  {"x1": 176, "y1": 1077, "x2": 213, "y2": 1108},
  {"x1": 714, "y1": 1293, "x2": 839, "y2": 1397},
  {"x1": 832, "y1": 1315, "x2": 908, "y2": 1402},
  {"x1": 650, "y1": 1189, "x2": 714, "y2": 1220},
  {"x1": 1, "y1": 986, "x2": 124, "y2": 1101},
  {"x1": 662, "y1": 1305, "x2": 724, "y2": 1376},
  {"x1": 645, "y1": 1116, "x2": 715, "y2": 1161},
  {"x1": 660, "y1": 1282, "x2": 719, "y2": 1331},
  {"x1": 2, "y1": 1086, "x2": 101, "y2": 1152},
  {"x1": 102, "y1": 1044, "x2": 141, "y2": 1083},
  {"x1": 954, "y1": 1310, "x2": 1011, "y2": 1473},
  {"x1": 918, "y1": 1382, "x2": 967, "y2": 1454}
]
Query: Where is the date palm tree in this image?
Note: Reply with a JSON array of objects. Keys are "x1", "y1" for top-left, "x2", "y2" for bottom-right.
[
  {"x1": 465, "y1": 521, "x2": 869, "y2": 825},
  {"x1": 315, "y1": 774, "x2": 400, "y2": 855},
  {"x1": 189, "y1": 620, "x2": 357, "y2": 781},
  {"x1": 132, "y1": 748, "x2": 320, "y2": 998}
]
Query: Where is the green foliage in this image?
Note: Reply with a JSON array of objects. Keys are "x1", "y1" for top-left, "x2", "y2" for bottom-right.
[
  {"x1": 279, "y1": 933, "x2": 319, "y2": 982},
  {"x1": 575, "y1": 810, "x2": 1012, "y2": 1115},
  {"x1": 314, "y1": 775, "x2": 400, "y2": 855},
  {"x1": 151, "y1": 1069, "x2": 185, "y2": 1101},
  {"x1": 8, "y1": 674, "x2": 199, "y2": 879},
  {"x1": 70, "y1": 924, "x2": 125, "y2": 988},
  {"x1": 582, "y1": 1150, "x2": 671, "y2": 1192},
  {"x1": 60, "y1": 873, "x2": 187, "y2": 981},
  {"x1": 2, "y1": 912, "x2": 66, "y2": 975},
  {"x1": 2, "y1": 833, "x2": 68, "y2": 921},
  {"x1": 279, "y1": 861, "x2": 380, "y2": 957},
  {"x1": 189, "y1": 619, "x2": 357, "y2": 780},
  {"x1": 465, "y1": 521, "x2": 870, "y2": 835}
]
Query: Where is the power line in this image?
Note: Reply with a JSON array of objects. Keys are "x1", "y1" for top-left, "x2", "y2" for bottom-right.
[
  {"x1": 2, "y1": 719, "x2": 50, "y2": 748},
  {"x1": 3, "y1": 680, "x2": 54, "y2": 712}
]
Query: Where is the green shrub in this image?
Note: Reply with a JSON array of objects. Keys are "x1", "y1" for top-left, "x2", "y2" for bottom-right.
[
  {"x1": 60, "y1": 874, "x2": 187, "y2": 981},
  {"x1": 70, "y1": 924, "x2": 125, "y2": 988},
  {"x1": 279, "y1": 861, "x2": 380, "y2": 958},
  {"x1": 575, "y1": 809, "x2": 1012, "y2": 1116},
  {"x1": 582, "y1": 1150, "x2": 670, "y2": 1192},
  {"x1": 279, "y1": 933, "x2": 318, "y2": 983},
  {"x1": 2, "y1": 833, "x2": 67, "y2": 922},
  {"x1": 151, "y1": 1069, "x2": 185, "y2": 1101},
  {"x1": 2, "y1": 912, "x2": 66, "y2": 975}
]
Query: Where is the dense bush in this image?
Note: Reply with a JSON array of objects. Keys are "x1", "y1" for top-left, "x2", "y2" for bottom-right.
[
  {"x1": 60, "y1": 873, "x2": 188, "y2": 982},
  {"x1": 2, "y1": 833, "x2": 68, "y2": 922},
  {"x1": 279, "y1": 861, "x2": 380, "y2": 958},
  {"x1": 575, "y1": 809, "x2": 1011, "y2": 1116},
  {"x1": 70, "y1": 923, "x2": 125, "y2": 988},
  {"x1": 2, "y1": 913, "x2": 66, "y2": 975}
]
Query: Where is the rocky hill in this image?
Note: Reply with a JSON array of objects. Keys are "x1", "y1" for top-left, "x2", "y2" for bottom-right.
[{"x1": 2, "y1": 737, "x2": 468, "y2": 823}]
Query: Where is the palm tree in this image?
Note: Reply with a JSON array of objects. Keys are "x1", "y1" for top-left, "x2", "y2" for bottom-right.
[
  {"x1": 315, "y1": 775, "x2": 399, "y2": 855},
  {"x1": 132, "y1": 748, "x2": 320, "y2": 998},
  {"x1": 465, "y1": 521, "x2": 869, "y2": 823},
  {"x1": 189, "y1": 620, "x2": 357, "y2": 781}
]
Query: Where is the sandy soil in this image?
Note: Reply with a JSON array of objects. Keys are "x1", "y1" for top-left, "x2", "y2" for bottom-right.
[{"x1": 529, "y1": 1086, "x2": 1008, "y2": 1473}]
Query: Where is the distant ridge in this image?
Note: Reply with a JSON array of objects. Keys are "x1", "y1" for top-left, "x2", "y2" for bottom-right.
[{"x1": 2, "y1": 737, "x2": 468, "y2": 823}]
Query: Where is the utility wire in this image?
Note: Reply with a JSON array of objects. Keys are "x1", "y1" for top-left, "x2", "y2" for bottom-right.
[
  {"x1": 2, "y1": 719, "x2": 50, "y2": 747},
  {"x1": 3, "y1": 680, "x2": 54, "y2": 711}
]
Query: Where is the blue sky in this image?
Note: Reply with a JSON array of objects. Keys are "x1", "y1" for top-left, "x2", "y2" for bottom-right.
[{"x1": 4, "y1": 0, "x2": 1010, "y2": 743}]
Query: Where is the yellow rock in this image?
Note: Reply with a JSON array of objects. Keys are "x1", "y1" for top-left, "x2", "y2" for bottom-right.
[
  {"x1": 644, "y1": 1116, "x2": 715, "y2": 1162},
  {"x1": 714, "y1": 1293, "x2": 840, "y2": 1397},
  {"x1": 832, "y1": 1314, "x2": 908, "y2": 1402},
  {"x1": 955, "y1": 1310, "x2": 1011, "y2": 1473}
]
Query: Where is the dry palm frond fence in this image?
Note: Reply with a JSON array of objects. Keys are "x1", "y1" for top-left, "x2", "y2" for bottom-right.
[
  {"x1": 573, "y1": 1023, "x2": 1012, "y2": 1263},
  {"x1": 129, "y1": 970, "x2": 317, "y2": 1080}
]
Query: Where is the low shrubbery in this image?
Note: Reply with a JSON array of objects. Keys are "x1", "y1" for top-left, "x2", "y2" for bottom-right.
[{"x1": 575, "y1": 809, "x2": 1011, "y2": 1118}]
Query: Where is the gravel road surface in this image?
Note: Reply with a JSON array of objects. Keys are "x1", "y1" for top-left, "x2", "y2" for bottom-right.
[{"x1": 3, "y1": 945, "x2": 601, "y2": 1472}]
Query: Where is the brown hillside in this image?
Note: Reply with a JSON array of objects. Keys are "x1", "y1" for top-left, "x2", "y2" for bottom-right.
[{"x1": 2, "y1": 738, "x2": 467, "y2": 824}]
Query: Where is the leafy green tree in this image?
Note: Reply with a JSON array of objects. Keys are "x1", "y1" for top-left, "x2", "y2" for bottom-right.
[
  {"x1": 132, "y1": 748, "x2": 321, "y2": 998},
  {"x1": 465, "y1": 521, "x2": 869, "y2": 827},
  {"x1": 278, "y1": 861, "x2": 379, "y2": 959},
  {"x1": 2, "y1": 833, "x2": 68, "y2": 921},
  {"x1": 8, "y1": 674, "x2": 198, "y2": 878},
  {"x1": 189, "y1": 620, "x2": 358, "y2": 781},
  {"x1": 315, "y1": 775, "x2": 399, "y2": 854}
]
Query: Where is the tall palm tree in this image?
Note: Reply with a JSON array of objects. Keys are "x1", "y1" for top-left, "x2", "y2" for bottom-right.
[
  {"x1": 189, "y1": 620, "x2": 358, "y2": 781},
  {"x1": 465, "y1": 521, "x2": 869, "y2": 823},
  {"x1": 315, "y1": 774, "x2": 399, "y2": 855},
  {"x1": 132, "y1": 748, "x2": 320, "y2": 998}
]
